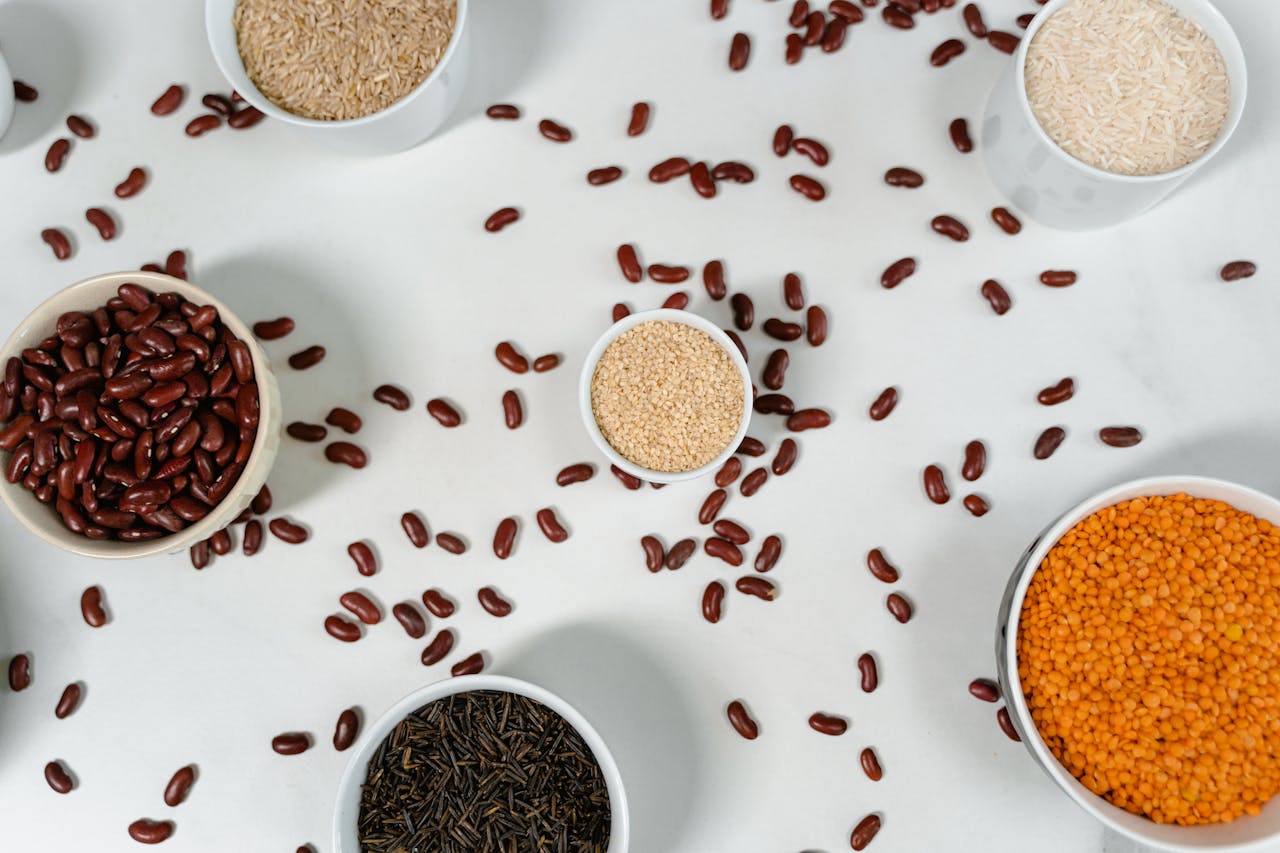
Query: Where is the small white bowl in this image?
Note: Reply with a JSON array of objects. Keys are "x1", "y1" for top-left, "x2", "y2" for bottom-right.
[
  {"x1": 0, "y1": 271, "x2": 282, "y2": 559},
  {"x1": 981, "y1": 0, "x2": 1247, "y2": 230},
  {"x1": 0, "y1": 47, "x2": 15, "y2": 142},
  {"x1": 333, "y1": 674, "x2": 630, "y2": 853},
  {"x1": 578, "y1": 309, "x2": 752, "y2": 485},
  {"x1": 997, "y1": 475, "x2": 1280, "y2": 851},
  {"x1": 205, "y1": 0, "x2": 471, "y2": 155}
]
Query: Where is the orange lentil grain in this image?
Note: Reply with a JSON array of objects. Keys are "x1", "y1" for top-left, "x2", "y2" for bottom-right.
[{"x1": 1018, "y1": 493, "x2": 1280, "y2": 825}]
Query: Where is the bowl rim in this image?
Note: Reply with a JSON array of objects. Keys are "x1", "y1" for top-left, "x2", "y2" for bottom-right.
[
  {"x1": 577, "y1": 309, "x2": 753, "y2": 485},
  {"x1": 331, "y1": 673, "x2": 630, "y2": 853},
  {"x1": 204, "y1": 0, "x2": 470, "y2": 130},
  {"x1": 1012, "y1": 0, "x2": 1248, "y2": 184},
  {"x1": 0, "y1": 270, "x2": 280, "y2": 559},
  {"x1": 998, "y1": 475, "x2": 1280, "y2": 851}
]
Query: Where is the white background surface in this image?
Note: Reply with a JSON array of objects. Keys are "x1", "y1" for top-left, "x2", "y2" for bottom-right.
[{"x1": 0, "y1": 1, "x2": 1276, "y2": 851}]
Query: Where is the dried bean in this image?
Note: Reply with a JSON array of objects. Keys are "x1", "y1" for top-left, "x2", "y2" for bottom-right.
[
  {"x1": 421, "y1": 629, "x2": 455, "y2": 666},
  {"x1": 991, "y1": 206, "x2": 1022, "y2": 234},
  {"x1": 1017, "y1": 12, "x2": 1034, "y2": 27},
  {"x1": 884, "y1": 167, "x2": 923, "y2": 188},
  {"x1": 268, "y1": 517, "x2": 308, "y2": 543},
  {"x1": 243, "y1": 519, "x2": 263, "y2": 555},
  {"x1": 699, "y1": 489, "x2": 727, "y2": 524},
  {"x1": 326, "y1": 407, "x2": 362, "y2": 433},
  {"x1": 340, "y1": 591, "x2": 381, "y2": 625},
  {"x1": 228, "y1": 106, "x2": 265, "y2": 129},
  {"x1": 754, "y1": 535, "x2": 782, "y2": 572},
  {"x1": 80, "y1": 585, "x2": 107, "y2": 627},
  {"x1": 782, "y1": 273, "x2": 805, "y2": 310},
  {"x1": 286, "y1": 422, "x2": 327, "y2": 442},
  {"x1": 963, "y1": 3, "x2": 986, "y2": 36},
  {"x1": 41, "y1": 228, "x2": 72, "y2": 260},
  {"x1": 931, "y1": 214, "x2": 969, "y2": 241},
  {"x1": 887, "y1": 592, "x2": 913, "y2": 623},
  {"x1": 981, "y1": 279, "x2": 1012, "y2": 315},
  {"x1": 202, "y1": 94, "x2": 232, "y2": 115},
  {"x1": 867, "y1": 548, "x2": 899, "y2": 584},
  {"x1": 190, "y1": 540, "x2": 209, "y2": 569},
  {"x1": 730, "y1": 293, "x2": 754, "y2": 331},
  {"x1": 1221, "y1": 261, "x2": 1257, "y2": 281},
  {"x1": 728, "y1": 32, "x2": 751, "y2": 70},
  {"x1": 969, "y1": 678, "x2": 999, "y2": 702},
  {"x1": 477, "y1": 586, "x2": 513, "y2": 618},
  {"x1": 271, "y1": 733, "x2": 310, "y2": 755},
  {"x1": 987, "y1": 30, "x2": 1020, "y2": 53},
  {"x1": 711, "y1": 161, "x2": 754, "y2": 182},
  {"x1": 163, "y1": 766, "x2": 196, "y2": 806},
  {"x1": 705, "y1": 537, "x2": 743, "y2": 566},
  {"x1": 436, "y1": 532, "x2": 466, "y2": 554},
  {"x1": 773, "y1": 124, "x2": 793, "y2": 157},
  {"x1": 401, "y1": 512, "x2": 430, "y2": 548},
  {"x1": 1040, "y1": 270, "x2": 1076, "y2": 287},
  {"x1": 713, "y1": 519, "x2": 750, "y2": 545},
  {"x1": 484, "y1": 207, "x2": 520, "y2": 233},
  {"x1": 690, "y1": 161, "x2": 717, "y2": 198},
  {"x1": 288, "y1": 345, "x2": 325, "y2": 370},
  {"x1": 701, "y1": 260, "x2": 728, "y2": 301},
  {"x1": 1099, "y1": 426, "x2": 1142, "y2": 448},
  {"x1": 616, "y1": 244, "x2": 643, "y2": 283},
  {"x1": 861, "y1": 747, "x2": 883, "y2": 781},
  {"x1": 931, "y1": 38, "x2": 966, "y2": 66},
  {"x1": 486, "y1": 104, "x2": 519, "y2": 119},
  {"x1": 1034, "y1": 426, "x2": 1066, "y2": 459},
  {"x1": 743, "y1": 466, "x2": 771, "y2": 496},
  {"x1": 787, "y1": 409, "x2": 830, "y2": 431},
  {"x1": 252, "y1": 317, "x2": 294, "y2": 339},
  {"x1": 830, "y1": 0, "x2": 863, "y2": 22},
  {"x1": 493, "y1": 517, "x2": 517, "y2": 559},
  {"x1": 881, "y1": 257, "x2": 916, "y2": 289},
  {"x1": 45, "y1": 138, "x2": 71, "y2": 172},
  {"x1": 185, "y1": 114, "x2": 221, "y2": 136},
  {"x1": 45, "y1": 761, "x2": 73, "y2": 794},
  {"x1": 423, "y1": 590, "x2": 455, "y2": 619},
  {"x1": 738, "y1": 436, "x2": 765, "y2": 456},
  {"x1": 451, "y1": 652, "x2": 485, "y2": 677},
  {"x1": 151, "y1": 85, "x2": 184, "y2": 115},
  {"x1": 997, "y1": 707, "x2": 1021, "y2": 741},
  {"x1": 764, "y1": 319, "x2": 802, "y2": 342},
  {"x1": 127, "y1": 819, "x2": 173, "y2": 845},
  {"x1": 736, "y1": 575, "x2": 777, "y2": 600},
  {"x1": 611, "y1": 465, "x2": 642, "y2": 490},
  {"x1": 923, "y1": 464, "x2": 950, "y2": 504},
  {"x1": 807, "y1": 306, "x2": 828, "y2": 346},
  {"x1": 426, "y1": 398, "x2": 462, "y2": 427},
  {"x1": 869, "y1": 387, "x2": 898, "y2": 421},
  {"x1": 1037, "y1": 377, "x2": 1074, "y2": 406},
  {"x1": 858, "y1": 653, "x2": 878, "y2": 692},
  {"x1": 325, "y1": 441, "x2": 367, "y2": 469},
  {"x1": 55, "y1": 683, "x2": 82, "y2": 718},
  {"x1": 324, "y1": 615, "x2": 360, "y2": 643},
  {"x1": 648, "y1": 264, "x2": 690, "y2": 283},
  {"x1": 726, "y1": 700, "x2": 757, "y2": 738},
  {"x1": 789, "y1": 174, "x2": 825, "y2": 201},
  {"x1": 754, "y1": 394, "x2": 794, "y2": 416},
  {"x1": 333, "y1": 708, "x2": 360, "y2": 751},
  {"x1": 762, "y1": 350, "x2": 789, "y2": 392},
  {"x1": 809, "y1": 712, "x2": 847, "y2": 735},
  {"x1": 556, "y1": 463, "x2": 594, "y2": 486},
  {"x1": 536, "y1": 507, "x2": 569, "y2": 542},
  {"x1": 628, "y1": 102, "x2": 651, "y2": 135},
  {"x1": 538, "y1": 119, "x2": 572, "y2": 142},
  {"x1": 649, "y1": 157, "x2": 691, "y2": 183},
  {"x1": 823, "y1": 16, "x2": 849, "y2": 50},
  {"x1": 587, "y1": 166, "x2": 623, "y2": 186},
  {"x1": 883, "y1": 3, "x2": 914, "y2": 27},
  {"x1": 949, "y1": 117, "x2": 973, "y2": 152},
  {"x1": 961, "y1": 440, "x2": 986, "y2": 481},
  {"x1": 641, "y1": 535, "x2": 665, "y2": 572},
  {"x1": 9, "y1": 653, "x2": 31, "y2": 690},
  {"x1": 771, "y1": 439, "x2": 798, "y2": 476},
  {"x1": 666, "y1": 538, "x2": 697, "y2": 570},
  {"x1": 792, "y1": 138, "x2": 829, "y2": 167},
  {"x1": 500, "y1": 390, "x2": 523, "y2": 429},
  {"x1": 851, "y1": 814, "x2": 881, "y2": 850},
  {"x1": 802, "y1": 11, "x2": 825, "y2": 44}
]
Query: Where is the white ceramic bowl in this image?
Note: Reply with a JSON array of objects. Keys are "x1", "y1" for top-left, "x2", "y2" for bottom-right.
[
  {"x1": 0, "y1": 47, "x2": 15, "y2": 142},
  {"x1": 333, "y1": 674, "x2": 630, "y2": 853},
  {"x1": 996, "y1": 476, "x2": 1280, "y2": 851},
  {"x1": 981, "y1": 0, "x2": 1247, "y2": 230},
  {"x1": 205, "y1": 0, "x2": 470, "y2": 155},
  {"x1": 578, "y1": 309, "x2": 753, "y2": 485},
  {"x1": 0, "y1": 271, "x2": 282, "y2": 559}
]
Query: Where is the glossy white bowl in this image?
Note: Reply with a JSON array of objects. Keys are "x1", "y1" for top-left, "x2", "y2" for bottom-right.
[
  {"x1": 0, "y1": 47, "x2": 15, "y2": 142},
  {"x1": 578, "y1": 309, "x2": 753, "y2": 485},
  {"x1": 333, "y1": 674, "x2": 630, "y2": 853},
  {"x1": 0, "y1": 271, "x2": 282, "y2": 559},
  {"x1": 205, "y1": 0, "x2": 471, "y2": 155},
  {"x1": 981, "y1": 0, "x2": 1247, "y2": 230},
  {"x1": 997, "y1": 476, "x2": 1280, "y2": 851}
]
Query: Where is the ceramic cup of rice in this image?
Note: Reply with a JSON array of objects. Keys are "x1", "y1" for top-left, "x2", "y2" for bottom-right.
[
  {"x1": 204, "y1": 0, "x2": 470, "y2": 155},
  {"x1": 579, "y1": 310, "x2": 752, "y2": 485},
  {"x1": 980, "y1": 0, "x2": 1246, "y2": 230}
]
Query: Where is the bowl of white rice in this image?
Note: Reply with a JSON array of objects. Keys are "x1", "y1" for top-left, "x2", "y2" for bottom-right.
[
  {"x1": 205, "y1": 0, "x2": 470, "y2": 155},
  {"x1": 981, "y1": 0, "x2": 1246, "y2": 230}
]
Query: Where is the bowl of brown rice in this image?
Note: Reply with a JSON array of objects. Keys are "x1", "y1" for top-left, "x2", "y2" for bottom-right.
[
  {"x1": 579, "y1": 310, "x2": 752, "y2": 485},
  {"x1": 206, "y1": 0, "x2": 470, "y2": 155},
  {"x1": 981, "y1": 0, "x2": 1246, "y2": 230}
]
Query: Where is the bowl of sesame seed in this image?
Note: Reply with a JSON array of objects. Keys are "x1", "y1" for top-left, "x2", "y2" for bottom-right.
[{"x1": 579, "y1": 310, "x2": 751, "y2": 485}]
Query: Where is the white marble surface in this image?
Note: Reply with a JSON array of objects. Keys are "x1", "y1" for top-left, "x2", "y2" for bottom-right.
[{"x1": 0, "y1": 1, "x2": 1277, "y2": 851}]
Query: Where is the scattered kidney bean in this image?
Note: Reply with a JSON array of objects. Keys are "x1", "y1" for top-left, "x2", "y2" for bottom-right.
[
  {"x1": 268, "y1": 518, "x2": 308, "y2": 544},
  {"x1": 164, "y1": 249, "x2": 188, "y2": 279},
  {"x1": 587, "y1": 166, "x2": 623, "y2": 186},
  {"x1": 493, "y1": 341, "x2": 529, "y2": 374},
  {"x1": 857, "y1": 652, "x2": 879, "y2": 692},
  {"x1": 485, "y1": 207, "x2": 520, "y2": 232},
  {"x1": 372, "y1": 384, "x2": 411, "y2": 410},
  {"x1": 45, "y1": 760, "x2": 73, "y2": 794},
  {"x1": 536, "y1": 507, "x2": 569, "y2": 542},
  {"x1": 13, "y1": 79, "x2": 38, "y2": 101},
  {"x1": 399, "y1": 511, "x2": 429, "y2": 548},
  {"x1": 773, "y1": 124, "x2": 794, "y2": 157},
  {"x1": 616, "y1": 244, "x2": 643, "y2": 283},
  {"x1": 726, "y1": 699, "x2": 757, "y2": 738},
  {"x1": 969, "y1": 678, "x2": 999, "y2": 702},
  {"x1": 1099, "y1": 426, "x2": 1142, "y2": 447},
  {"x1": 163, "y1": 765, "x2": 196, "y2": 807},
  {"x1": 789, "y1": 174, "x2": 825, "y2": 200},
  {"x1": 705, "y1": 537, "x2": 743, "y2": 566},
  {"x1": 201, "y1": 94, "x2": 233, "y2": 116},
  {"x1": 698, "y1": 260, "x2": 727, "y2": 302},
  {"x1": 243, "y1": 520, "x2": 263, "y2": 555},
  {"x1": 949, "y1": 117, "x2": 973, "y2": 152},
  {"x1": 421, "y1": 629, "x2": 456, "y2": 666},
  {"x1": 923, "y1": 464, "x2": 950, "y2": 504},
  {"x1": 501, "y1": 390, "x2": 523, "y2": 429},
  {"x1": 809, "y1": 712, "x2": 847, "y2": 735},
  {"x1": 961, "y1": 440, "x2": 986, "y2": 481},
  {"x1": 931, "y1": 38, "x2": 966, "y2": 66},
  {"x1": 436, "y1": 532, "x2": 466, "y2": 554},
  {"x1": 851, "y1": 814, "x2": 881, "y2": 850},
  {"x1": 887, "y1": 592, "x2": 912, "y2": 623},
  {"x1": 286, "y1": 422, "x2": 327, "y2": 442},
  {"x1": 324, "y1": 614, "x2": 361, "y2": 642},
  {"x1": 422, "y1": 590, "x2": 456, "y2": 619},
  {"x1": 963, "y1": 493, "x2": 989, "y2": 516},
  {"x1": 931, "y1": 215, "x2": 969, "y2": 241},
  {"x1": 997, "y1": 707, "x2": 1021, "y2": 741},
  {"x1": 333, "y1": 708, "x2": 360, "y2": 751},
  {"x1": 228, "y1": 106, "x2": 265, "y2": 129},
  {"x1": 1040, "y1": 270, "x2": 1076, "y2": 287},
  {"x1": 426, "y1": 398, "x2": 462, "y2": 427},
  {"x1": 699, "y1": 489, "x2": 727, "y2": 524},
  {"x1": 883, "y1": 167, "x2": 923, "y2": 188},
  {"x1": 740, "y1": 467, "x2": 768, "y2": 496},
  {"x1": 764, "y1": 318, "x2": 803, "y2": 342},
  {"x1": 80, "y1": 585, "x2": 107, "y2": 627},
  {"x1": 806, "y1": 306, "x2": 828, "y2": 346},
  {"x1": 736, "y1": 575, "x2": 777, "y2": 600},
  {"x1": 185, "y1": 114, "x2": 221, "y2": 137},
  {"x1": 639, "y1": 535, "x2": 665, "y2": 572},
  {"x1": 451, "y1": 652, "x2": 485, "y2": 677},
  {"x1": 111, "y1": 167, "x2": 148, "y2": 200},
  {"x1": 340, "y1": 591, "x2": 381, "y2": 625},
  {"x1": 802, "y1": 10, "x2": 825, "y2": 45},
  {"x1": 45, "y1": 138, "x2": 71, "y2": 172},
  {"x1": 325, "y1": 441, "x2": 367, "y2": 469},
  {"x1": 151, "y1": 85, "x2": 184, "y2": 115},
  {"x1": 287, "y1": 345, "x2": 325, "y2": 370},
  {"x1": 476, "y1": 586, "x2": 513, "y2": 618},
  {"x1": 325, "y1": 408, "x2": 362, "y2": 433},
  {"x1": 867, "y1": 548, "x2": 899, "y2": 583},
  {"x1": 728, "y1": 32, "x2": 751, "y2": 69},
  {"x1": 555, "y1": 463, "x2": 594, "y2": 487},
  {"x1": 664, "y1": 292, "x2": 688, "y2": 310},
  {"x1": 880, "y1": 257, "x2": 916, "y2": 289},
  {"x1": 830, "y1": 0, "x2": 863, "y2": 21},
  {"x1": 792, "y1": 138, "x2": 829, "y2": 167},
  {"x1": 649, "y1": 157, "x2": 691, "y2": 183},
  {"x1": 531, "y1": 354, "x2": 560, "y2": 373},
  {"x1": 55, "y1": 683, "x2": 82, "y2": 718},
  {"x1": 738, "y1": 436, "x2": 766, "y2": 457},
  {"x1": 1037, "y1": 377, "x2": 1074, "y2": 406},
  {"x1": 787, "y1": 409, "x2": 830, "y2": 432},
  {"x1": 627, "y1": 101, "x2": 651, "y2": 135},
  {"x1": 963, "y1": 3, "x2": 986, "y2": 35},
  {"x1": 823, "y1": 16, "x2": 849, "y2": 51},
  {"x1": 991, "y1": 206, "x2": 1022, "y2": 235},
  {"x1": 780, "y1": 274, "x2": 804, "y2": 311},
  {"x1": 1034, "y1": 426, "x2": 1066, "y2": 459},
  {"x1": 209, "y1": 531, "x2": 233, "y2": 557},
  {"x1": 486, "y1": 104, "x2": 519, "y2": 119},
  {"x1": 981, "y1": 279, "x2": 1012, "y2": 315},
  {"x1": 491, "y1": 517, "x2": 518, "y2": 560},
  {"x1": 754, "y1": 535, "x2": 782, "y2": 572},
  {"x1": 712, "y1": 161, "x2": 754, "y2": 182},
  {"x1": 713, "y1": 519, "x2": 750, "y2": 545},
  {"x1": 41, "y1": 228, "x2": 72, "y2": 260},
  {"x1": 722, "y1": 295, "x2": 753, "y2": 335},
  {"x1": 987, "y1": 30, "x2": 1020, "y2": 53},
  {"x1": 127, "y1": 819, "x2": 174, "y2": 845},
  {"x1": 648, "y1": 264, "x2": 690, "y2": 283},
  {"x1": 861, "y1": 747, "x2": 883, "y2": 781},
  {"x1": 1221, "y1": 261, "x2": 1257, "y2": 281},
  {"x1": 272, "y1": 733, "x2": 310, "y2": 755},
  {"x1": 690, "y1": 161, "x2": 717, "y2": 198},
  {"x1": 538, "y1": 119, "x2": 572, "y2": 142},
  {"x1": 190, "y1": 541, "x2": 209, "y2": 569},
  {"x1": 1017, "y1": 12, "x2": 1034, "y2": 27},
  {"x1": 755, "y1": 394, "x2": 794, "y2": 416},
  {"x1": 883, "y1": 3, "x2": 914, "y2": 27},
  {"x1": 9, "y1": 654, "x2": 31, "y2": 691},
  {"x1": 611, "y1": 465, "x2": 643, "y2": 490},
  {"x1": 771, "y1": 439, "x2": 797, "y2": 476},
  {"x1": 866, "y1": 388, "x2": 899, "y2": 422}
]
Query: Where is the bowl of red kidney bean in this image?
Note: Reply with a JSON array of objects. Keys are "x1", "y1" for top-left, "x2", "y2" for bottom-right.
[{"x1": 0, "y1": 270, "x2": 281, "y2": 558}]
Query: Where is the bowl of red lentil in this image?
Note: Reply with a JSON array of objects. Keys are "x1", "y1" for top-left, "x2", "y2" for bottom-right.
[
  {"x1": 579, "y1": 310, "x2": 752, "y2": 485},
  {"x1": 998, "y1": 476, "x2": 1280, "y2": 850}
]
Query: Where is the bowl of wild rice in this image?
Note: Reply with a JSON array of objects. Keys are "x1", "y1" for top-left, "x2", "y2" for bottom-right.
[
  {"x1": 333, "y1": 674, "x2": 629, "y2": 853},
  {"x1": 205, "y1": 0, "x2": 470, "y2": 155},
  {"x1": 579, "y1": 309, "x2": 752, "y2": 485},
  {"x1": 981, "y1": 0, "x2": 1246, "y2": 230}
]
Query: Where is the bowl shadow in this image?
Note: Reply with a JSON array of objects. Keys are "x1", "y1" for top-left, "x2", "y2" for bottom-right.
[{"x1": 0, "y1": 2, "x2": 81, "y2": 153}]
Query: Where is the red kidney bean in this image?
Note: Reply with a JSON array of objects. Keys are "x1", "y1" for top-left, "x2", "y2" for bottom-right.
[
  {"x1": 790, "y1": 0, "x2": 810, "y2": 25},
  {"x1": 699, "y1": 489, "x2": 727, "y2": 524},
  {"x1": 713, "y1": 519, "x2": 750, "y2": 545},
  {"x1": 190, "y1": 541, "x2": 209, "y2": 569},
  {"x1": 787, "y1": 409, "x2": 830, "y2": 432},
  {"x1": 726, "y1": 699, "x2": 757, "y2": 738},
  {"x1": 649, "y1": 157, "x2": 691, "y2": 183},
  {"x1": 486, "y1": 103, "x2": 519, "y2": 119},
  {"x1": 286, "y1": 422, "x2": 327, "y2": 442},
  {"x1": 880, "y1": 257, "x2": 916, "y2": 289},
  {"x1": 711, "y1": 0, "x2": 730, "y2": 16},
  {"x1": 536, "y1": 507, "x2": 569, "y2": 542},
  {"x1": 988, "y1": 30, "x2": 1020, "y2": 53},
  {"x1": 773, "y1": 124, "x2": 794, "y2": 156},
  {"x1": 556, "y1": 463, "x2": 594, "y2": 486},
  {"x1": 44, "y1": 761, "x2": 73, "y2": 794},
  {"x1": 421, "y1": 629, "x2": 456, "y2": 666},
  {"x1": 728, "y1": 32, "x2": 751, "y2": 69},
  {"x1": 423, "y1": 590, "x2": 456, "y2": 619},
  {"x1": 615, "y1": 245, "x2": 643, "y2": 284},
  {"x1": 738, "y1": 436, "x2": 765, "y2": 457},
  {"x1": 662, "y1": 292, "x2": 688, "y2": 310},
  {"x1": 699, "y1": 260, "x2": 727, "y2": 301},
  {"x1": 538, "y1": 119, "x2": 572, "y2": 142},
  {"x1": 763, "y1": 350, "x2": 789, "y2": 391},
  {"x1": 1099, "y1": 426, "x2": 1142, "y2": 447},
  {"x1": 493, "y1": 341, "x2": 530, "y2": 374},
  {"x1": 997, "y1": 707, "x2": 1021, "y2": 741},
  {"x1": 869, "y1": 387, "x2": 898, "y2": 421},
  {"x1": 780, "y1": 273, "x2": 804, "y2": 310},
  {"x1": 80, "y1": 585, "x2": 107, "y2": 627},
  {"x1": 41, "y1": 228, "x2": 72, "y2": 260},
  {"x1": 690, "y1": 161, "x2": 717, "y2": 198},
  {"x1": 806, "y1": 306, "x2": 828, "y2": 346},
  {"x1": 963, "y1": 3, "x2": 987, "y2": 36},
  {"x1": 324, "y1": 614, "x2": 360, "y2": 643},
  {"x1": 640, "y1": 535, "x2": 665, "y2": 572},
  {"x1": 883, "y1": 3, "x2": 914, "y2": 27},
  {"x1": 1037, "y1": 377, "x2": 1074, "y2": 406},
  {"x1": 268, "y1": 517, "x2": 307, "y2": 544},
  {"x1": 931, "y1": 38, "x2": 966, "y2": 66},
  {"x1": 1017, "y1": 12, "x2": 1034, "y2": 27},
  {"x1": 128, "y1": 819, "x2": 174, "y2": 845},
  {"x1": 436, "y1": 532, "x2": 466, "y2": 554},
  {"x1": 772, "y1": 440, "x2": 798, "y2": 476},
  {"x1": 736, "y1": 575, "x2": 777, "y2": 600},
  {"x1": 340, "y1": 591, "x2": 381, "y2": 625},
  {"x1": 163, "y1": 249, "x2": 189, "y2": 280},
  {"x1": 981, "y1": 279, "x2": 1012, "y2": 315},
  {"x1": 9, "y1": 654, "x2": 31, "y2": 691},
  {"x1": 762, "y1": 318, "x2": 802, "y2": 342},
  {"x1": 858, "y1": 653, "x2": 878, "y2": 692},
  {"x1": 823, "y1": 16, "x2": 849, "y2": 51},
  {"x1": 151, "y1": 85, "x2": 183, "y2": 115},
  {"x1": 969, "y1": 678, "x2": 999, "y2": 702},
  {"x1": 426, "y1": 398, "x2": 462, "y2": 427},
  {"x1": 45, "y1": 138, "x2": 71, "y2": 172},
  {"x1": 626, "y1": 101, "x2": 652, "y2": 136},
  {"x1": 451, "y1": 652, "x2": 485, "y2": 677},
  {"x1": 55, "y1": 683, "x2": 82, "y2": 718},
  {"x1": 884, "y1": 167, "x2": 923, "y2": 188},
  {"x1": 949, "y1": 117, "x2": 973, "y2": 152},
  {"x1": 272, "y1": 733, "x2": 310, "y2": 755},
  {"x1": 711, "y1": 161, "x2": 754, "y2": 182},
  {"x1": 923, "y1": 464, "x2": 950, "y2": 504},
  {"x1": 861, "y1": 747, "x2": 883, "y2": 781},
  {"x1": 792, "y1": 138, "x2": 829, "y2": 167},
  {"x1": 851, "y1": 814, "x2": 881, "y2": 850},
  {"x1": 227, "y1": 106, "x2": 265, "y2": 129},
  {"x1": 1221, "y1": 260, "x2": 1257, "y2": 281},
  {"x1": 729, "y1": 292, "x2": 754, "y2": 331},
  {"x1": 830, "y1": 0, "x2": 863, "y2": 22},
  {"x1": 333, "y1": 708, "x2": 360, "y2": 751},
  {"x1": 185, "y1": 114, "x2": 221, "y2": 137},
  {"x1": 789, "y1": 174, "x2": 825, "y2": 200},
  {"x1": 990, "y1": 206, "x2": 1022, "y2": 235},
  {"x1": 243, "y1": 519, "x2": 262, "y2": 555},
  {"x1": 163, "y1": 765, "x2": 196, "y2": 806},
  {"x1": 587, "y1": 166, "x2": 623, "y2": 186},
  {"x1": 611, "y1": 464, "x2": 643, "y2": 490},
  {"x1": 325, "y1": 408, "x2": 362, "y2": 433},
  {"x1": 398, "y1": 512, "x2": 430, "y2": 548},
  {"x1": 754, "y1": 394, "x2": 794, "y2": 416},
  {"x1": 202, "y1": 93, "x2": 232, "y2": 115},
  {"x1": 1034, "y1": 426, "x2": 1066, "y2": 459},
  {"x1": 288, "y1": 345, "x2": 325, "y2": 370},
  {"x1": 493, "y1": 517, "x2": 517, "y2": 559},
  {"x1": 809, "y1": 712, "x2": 847, "y2": 735},
  {"x1": 396, "y1": 598, "x2": 430, "y2": 636},
  {"x1": 325, "y1": 441, "x2": 367, "y2": 469},
  {"x1": 501, "y1": 390, "x2": 523, "y2": 430},
  {"x1": 477, "y1": 586, "x2": 513, "y2": 617},
  {"x1": 527, "y1": 355, "x2": 558, "y2": 374},
  {"x1": 802, "y1": 10, "x2": 825, "y2": 44},
  {"x1": 754, "y1": 535, "x2": 782, "y2": 572},
  {"x1": 252, "y1": 317, "x2": 294, "y2": 340},
  {"x1": 961, "y1": 440, "x2": 986, "y2": 482},
  {"x1": 931, "y1": 214, "x2": 969, "y2": 241},
  {"x1": 369, "y1": 384, "x2": 411, "y2": 411},
  {"x1": 648, "y1": 264, "x2": 690, "y2": 283},
  {"x1": 887, "y1": 592, "x2": 913, "y2": 623},
  {"x1": 485, "y1": 207, "x2": 520, "y2": 233},
  {"x1": 705, "y1": 537, "x2": 743, "y2": 566},
  {"x1": 1040, "y1": 270, "x2": 1076, "y2": 287}
]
